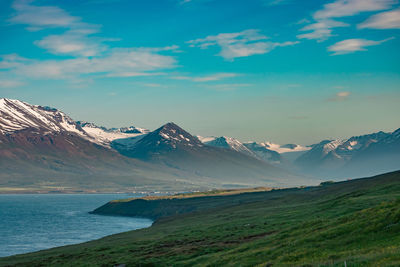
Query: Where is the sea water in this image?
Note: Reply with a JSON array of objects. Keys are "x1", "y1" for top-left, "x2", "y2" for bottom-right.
[{"x1": 0, "y1": 194, "x2": 152, "y2": 257}]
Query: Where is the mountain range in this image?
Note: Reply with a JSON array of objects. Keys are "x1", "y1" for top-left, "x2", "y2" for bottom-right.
[
  {"x1": 0, "y1": 98, "x2": 307, "y2": 193},
  {"x1": 0, "y1": 98, "x2": 398, "y2": 192}
]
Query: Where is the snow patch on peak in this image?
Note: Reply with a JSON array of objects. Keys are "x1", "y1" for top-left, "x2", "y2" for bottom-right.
[
  {"x1": 0, "y1": 98, "x2": 85, "y2": 136},
  {"x1": 205, "y1": 136, "x2": 256, "y2": 157},
  {"x1": 322, "y1": 140, "x2": 345, "y2": 155},
  {"x1": 0, "y1": 98, "x2": 148, "y2": 148},
  {"x1": 78, "y1": 122, "x2": 147, "y2": 147},
  {"x1": 261, "y1": 141, "x2": 310, "y2": 153}
]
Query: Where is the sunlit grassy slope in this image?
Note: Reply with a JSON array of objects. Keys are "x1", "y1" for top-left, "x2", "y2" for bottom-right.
[{"x1": 1, "y1": 170, "x2": 399, "y2": 266}]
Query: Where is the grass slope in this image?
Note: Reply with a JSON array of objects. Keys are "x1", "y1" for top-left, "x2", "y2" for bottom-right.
[{"x1": 1, "y1": 171, "x2": 400, "y2": 266}]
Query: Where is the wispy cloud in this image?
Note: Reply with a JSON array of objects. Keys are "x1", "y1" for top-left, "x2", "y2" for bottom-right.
[
  {"x1": 0, "y1": 79, "x2": 25, "y2": 88},
  {"x1": 297, "y1": 19, "x2": 349, "y2": 41},
  {"x1": 9, "y1": 0, "x2": 81, "y2": 30},
  {"x1": 0, "y1": 49, "x2": 177, "y2": 79},
  {"x1": 187, "y1": 29, "x2": 298, "y2": 60},
  {"x1": 34, "y1": 31, "x2": 109, "y2": 57},
  {"x1": 358, "y1": 8, "x2": 400, "y2": 29},
  {"x1": 327, "y1": 91, "x2": 351, "y2": 101},
  {"x1": 297, "y1": 0, "x2": 396, "y2": 41},
  {"x1": 313, "y1": 0, "x2": 395, "y2": 20},
  {"x1": 328, "y1": 38, "x2": 394, "y2": 55},
  {"x1": 172, "y1": 73, "x2": 238, "y2": 82}
]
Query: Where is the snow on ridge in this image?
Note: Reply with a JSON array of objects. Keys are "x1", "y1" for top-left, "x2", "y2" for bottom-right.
[
  {"x1": 0, "y1": 98, "x2": 146, "y2": 148},
  {"x1": 197, "y1": 134, "x2": 310, "y2": 154},
  {"x1": 80, "y1": 124, "x2": 145, "y2": 147},
  {"x1": 260, "y1": 141, "x2": 310, "y2": 154},
  {"x1": 203, "y1": 136, "x2": 256, "y2": 157},
  {"x1": 322, "y1": 139, "x2": 345, "y2": 155},
  {"x1": 196, "y1": 136, "x2": 216, "y2": 143},
  {"x1": 0, "y1": 98, "x2": 85, "y2": 136}
]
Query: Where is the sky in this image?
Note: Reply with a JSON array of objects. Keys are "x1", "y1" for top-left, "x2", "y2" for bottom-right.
[{"x1": 0, "y1": 0, "x2": 399, "y2": 145}]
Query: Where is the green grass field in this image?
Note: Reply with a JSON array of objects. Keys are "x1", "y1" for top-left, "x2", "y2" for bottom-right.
[{"x1": 1, "y1": 171, "x2": 399, "y2": 266}]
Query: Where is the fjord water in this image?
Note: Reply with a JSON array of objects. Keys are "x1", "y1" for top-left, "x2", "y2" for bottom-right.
[{"x1": 0, "y1": 194, "x2": 153, "y2": 257}]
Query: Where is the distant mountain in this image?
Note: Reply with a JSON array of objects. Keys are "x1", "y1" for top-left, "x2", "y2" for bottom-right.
[
  {"x1": 116, "y1": 122, "x2": 204, "y2": 159},
  {"x1": 295, "y1": 129, "x2": 400, "y2": 179},
  {"x1": 204, "y1": 136, "x2": 256, "y2": 157},
  {"x1": 243, "y1": 142, "x2": 282, "y2": 164},
  {"x1": 197, "y1": 136, "x2": 283, "y2": 164},
  {"x1": 262, "y1": 142, "x2": 311, "y2": 154},
  {"x1": 77, "y1": 121, "x2": 148, "y2": 147}
]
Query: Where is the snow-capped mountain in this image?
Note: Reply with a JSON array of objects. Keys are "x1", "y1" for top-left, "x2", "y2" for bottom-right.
[
  {"x1": 204, "y1": 136, "x2": 256, "y2": 157},
  {"x1": 243, "y1": 142, "x2": 282, "y2": 164},
  {"x1": 295, "y1": 129, "x2": 400, "y2": 179},
  {"x1": 0, "y1": 98, "x2": 87, "y2": 136},
  {"x1": 77, "y1": 121, "x2": 148, "y2": 147},
  {"x1": 197, "y1": 135, "x2": 309, "y2": 164},
  {"x1": 262, "y1": 142, "x2": 311, "y2": 154},
  {"x1": 0, "y1": 98, "x2": 147, "y2": 148},
  {"x1": 115, "y1": 122, "x2": 204, "y2": 159}
]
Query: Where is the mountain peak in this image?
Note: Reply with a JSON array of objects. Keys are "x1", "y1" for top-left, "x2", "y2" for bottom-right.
[
  {"x1": 205, "y1": 136, "x2": 256, "y2": 158},
  {"x1": 156, "y1": 122, "x2": 181, "y2": 131},
  {"x1": 152, "y1": 122, "x2": 202, "y2": 146}
]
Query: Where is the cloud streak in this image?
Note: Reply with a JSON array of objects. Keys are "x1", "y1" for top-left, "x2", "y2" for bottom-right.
[
  {"x1": 327, "y1": 91, "x2": 351, "y2": 101},
  {"x1": 188, "y1": 29, "x2": 298, "y2": 60},
  {"x1": 9, "y1": 0, "x2": 89, "y2": 30},
  {"x1": 358, "y1": 8, "x2": 400, "y2": 29},
  {"x1": 0, "y1": 49, "x2": 177, "y2": 79},
  {"x1": 0, "y1": 79, "x2": 25, "y2": 88},
  {"x1": 328, "y1": 38, "x2": 394, "y2": 55}
]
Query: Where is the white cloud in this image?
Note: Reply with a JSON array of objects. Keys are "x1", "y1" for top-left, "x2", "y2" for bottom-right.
[
  {"x1": 34, "y1": 31, "x2": 107, "y2": 57},
  {"x1": 328, "y1": 37, "x2": 394, "y2": 55},
  {"x1": 0, "y1": 80, "x2": 25, "y2": 88},
  {"x1": 297, "y1": 19, "x2": 349, "y2": 41},
  {"x1": 358, "y1": 8, "x2": 400, "y2": 29},
  {"x1": 188, "y1": 29, "x2": 299, "y2": 60},
  {"x1": 337, "y1": 91, "x2": 350, "y2": 97},
  {"x1": 327, "y1": 91, "x2": 351, "y2": 101},
  {"x1": 298, "y1": 0, "x2": 396, "y2": 41},
  {"x1": 172, "y1": 73, "x2": 238, "y2": 82},
  {"x1": 9, "y1": 0, "x2": 81, "y2": 29},
  {"x1": 314, "y1": 0, "x2": 395, "y2": 19},
  {"x1": 9, "y1": 0, "x2": 106, "y2": 57},
  {"x1": 0, "y1": 49, "x2": 177, "y2": 79}
]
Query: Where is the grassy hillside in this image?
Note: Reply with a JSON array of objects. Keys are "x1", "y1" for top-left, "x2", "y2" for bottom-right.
[{"x1": 1, "y1": 171, "x2": 399, "y2": 266}]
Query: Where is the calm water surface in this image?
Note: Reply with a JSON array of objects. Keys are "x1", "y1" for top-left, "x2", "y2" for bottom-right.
[{"x1": 0, "y1": 194, "x2": 153, "y2": 257}]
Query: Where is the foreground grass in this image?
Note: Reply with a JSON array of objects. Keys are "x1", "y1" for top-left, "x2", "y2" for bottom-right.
[{"x1": 1, "y1": 171, "x2": 400, "y2": 266}]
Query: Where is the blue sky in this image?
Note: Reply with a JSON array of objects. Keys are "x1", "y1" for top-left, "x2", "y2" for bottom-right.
[{"x1": 0, "y1": 0, "x2": 399, "y2": 144}]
